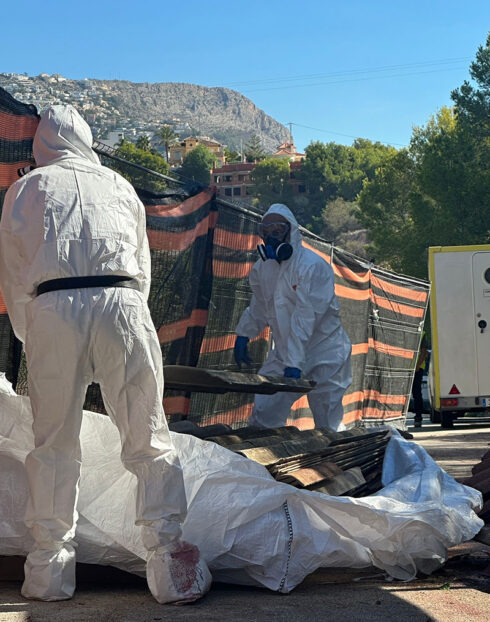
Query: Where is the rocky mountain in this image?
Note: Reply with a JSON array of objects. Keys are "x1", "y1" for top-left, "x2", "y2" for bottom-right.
[{"x1": 0, "y1": 73, "x2": 290, "y2": 152}]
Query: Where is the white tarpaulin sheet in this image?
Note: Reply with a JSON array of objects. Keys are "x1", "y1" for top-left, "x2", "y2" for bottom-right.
[{"x1": 0, "y1": 376, "x2": 483, "y2": 592}]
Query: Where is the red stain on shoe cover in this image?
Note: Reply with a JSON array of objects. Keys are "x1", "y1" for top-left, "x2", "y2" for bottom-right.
[{"x1": 170, "y1": 544, "x2": 200, "y2": 594}]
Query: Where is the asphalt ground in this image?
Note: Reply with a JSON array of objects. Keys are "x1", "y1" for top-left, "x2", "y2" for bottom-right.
[
  {"x1": 1, "y1": 414, "x2": 489, "y2": 621},
  {"x1": 407, "y1": 412, "x2": 490, "y2": 479}
]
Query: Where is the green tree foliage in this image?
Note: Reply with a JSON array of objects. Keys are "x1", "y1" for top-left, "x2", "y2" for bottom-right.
[
  {"x1": 112, "y1": 141, "x2": 169, "y2": 192},
  {"x1": 224, "y1": 148, "x2": 241, "y2": 163},
  {"x1": 414, "y1": 108, "x2": 489, "y2": 243},
  {"x1": 359, "y1": 112, "x2": 471, "y2": 277},
  {"x1": 155, "y1": 124, "x2": 178, "y2": 162},
  {"x1": 180, "y1": 144, "x2": 215, "y2": 184},
  {"x1": 352, "y1": 139, "x2": 397, "y2": 187},
  {"x1": 135, "y1": 134, "x2": 152, "y2": 151},
  {"x1": 321, "y1": 198, "x2": 368, "y2": 258},
  {"x1": 451, "y1": 32, "x2": 490, "y2": 136},
  {"x1": 358, "y1": 33, "x2": 490, "y2": 279},
  {"x1": 244, "y1": 134, "x2": 266, "y2": 162},
  {"x1": 299, "y1": 140, "x2": 394, "y2": 233},
  {"x1": 357, "y1": 148, "x2": 421, "y2": 274},
  {"x1": 250, "y1": 158, "x2": 293, "y2": 207},
  {"x1": 358, "y1": 109, "x2": 490, "y2": 278}
]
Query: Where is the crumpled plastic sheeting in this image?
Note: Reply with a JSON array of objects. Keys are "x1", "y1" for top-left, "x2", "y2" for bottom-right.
[{"x1": 0, "y1": 376, "x2": 483, "y2": 593}]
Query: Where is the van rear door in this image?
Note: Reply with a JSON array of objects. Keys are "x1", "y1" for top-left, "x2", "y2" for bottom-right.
[{"x1": 472, "y1": 251, "x2": 490, "y2": 399}]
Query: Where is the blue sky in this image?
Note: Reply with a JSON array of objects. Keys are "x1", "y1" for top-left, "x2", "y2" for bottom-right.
[{"x1": 3, "y1": 1, "x2": 489, "y2": 151}]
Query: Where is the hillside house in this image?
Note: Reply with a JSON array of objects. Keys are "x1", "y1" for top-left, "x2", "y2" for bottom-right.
[
  {"x1": 270, "y1": 141, "x2": 305, "y2": 162},
  {"x1": 169, "y1": 136, "x2": 225, "y2": 167},
  {"x1": 212, "y1": 159, "x2": 306, "y2": 201}
]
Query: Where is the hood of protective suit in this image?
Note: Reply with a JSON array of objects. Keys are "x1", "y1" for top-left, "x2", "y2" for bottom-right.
[
  {"x1": 33, "y1": 105, "x2": 100, "y2": 167},
  {"x1": 262, "y1": 203, "x2": 302, "y2": 252}
]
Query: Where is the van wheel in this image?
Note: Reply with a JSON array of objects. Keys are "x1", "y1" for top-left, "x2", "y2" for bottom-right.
[
  {"x1": 430, "y1": 410, "x2": 441, "y2": 423},
  {"x1": 441, "y1": 412, "x2": 454, "y2": 429}
]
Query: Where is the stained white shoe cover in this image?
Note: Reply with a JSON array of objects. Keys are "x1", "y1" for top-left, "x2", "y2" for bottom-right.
[{"x1": 146, "y1": 541, "x2": 212, "y2": 604}]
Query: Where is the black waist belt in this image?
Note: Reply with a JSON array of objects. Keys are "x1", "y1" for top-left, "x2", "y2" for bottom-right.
[{"x1": 36, "y1": 275, "x2": 139, "y2": 296}]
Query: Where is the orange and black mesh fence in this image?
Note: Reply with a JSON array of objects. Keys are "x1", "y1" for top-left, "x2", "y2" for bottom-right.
[
  {"x1": 0, "y1": 89, "x2": 38, "y2": 382},
  {"x1": 0, "y1": 88, "x2": 430, "y2": 430}
]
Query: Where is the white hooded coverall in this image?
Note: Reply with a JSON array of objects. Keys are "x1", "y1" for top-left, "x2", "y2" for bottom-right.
[
  {"x1": 0, "y1": 105, "x2": 210, "y2": 603},
  {"x1": 235, "y1": 204, "x2": 352, "y2": 431}
]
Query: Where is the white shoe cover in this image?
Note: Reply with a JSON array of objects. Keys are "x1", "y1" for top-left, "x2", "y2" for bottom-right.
[
  {"x1": 21, "y1": 545, "x2": 76, "y2": 601},
  {"x1": 146, "y1": 541, "x2": 212, "y2": 604}
]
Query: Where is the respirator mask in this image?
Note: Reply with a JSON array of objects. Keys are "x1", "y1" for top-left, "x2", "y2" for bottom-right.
[{"x1": 257, "y1": 220, "x2": 293, "y2": 262}]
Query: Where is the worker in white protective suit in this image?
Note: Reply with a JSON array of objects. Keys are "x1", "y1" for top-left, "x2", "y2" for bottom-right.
[
  {"x1": 234, "y1": 204, "x2": 352, "y2": 431},
  {"x1": 0, "y1": 105, "x2": 211, "y2": 604}
]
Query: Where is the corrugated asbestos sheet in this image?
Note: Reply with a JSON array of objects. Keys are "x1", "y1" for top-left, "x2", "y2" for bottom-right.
[
  {"x1": 169, "y1": 421, "x2": 391, "y2": 497},
  {"x1": 163, "y1": 365, "x2": 316, "y2": 395}
]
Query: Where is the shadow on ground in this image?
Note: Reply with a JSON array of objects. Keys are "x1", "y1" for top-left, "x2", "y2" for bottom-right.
[{"x1": 1, "y1": 546, "x2": 489, "y2": 622}]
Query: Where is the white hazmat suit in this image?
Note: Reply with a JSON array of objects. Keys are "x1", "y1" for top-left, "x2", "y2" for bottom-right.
[
  {"x1": 0, "y1": 105, "x2": 210, "y2": 603},
  {"x1": 235, "y1": 204, "x2": 352, "y2": 430}
]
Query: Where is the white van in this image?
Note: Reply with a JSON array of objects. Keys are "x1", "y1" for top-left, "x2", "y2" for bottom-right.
[{"x1": 428, "y1": 245, "x2": 490, "y2": 427}]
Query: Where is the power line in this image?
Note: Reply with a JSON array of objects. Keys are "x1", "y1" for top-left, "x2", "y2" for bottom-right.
[
  {"x1": 221, "y1": 57, "x2": 471, "y2": 89},
  {"x1": 242, "y1": 65, "x2": 469, "y2": 94},
  {"x1": 286, "y1": 122, "x2": 408, "y2": 148}
]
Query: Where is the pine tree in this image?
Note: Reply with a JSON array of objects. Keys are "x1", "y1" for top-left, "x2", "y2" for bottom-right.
[{"x1": 244, "y1": 134, "x2": 266, "y2": 162}]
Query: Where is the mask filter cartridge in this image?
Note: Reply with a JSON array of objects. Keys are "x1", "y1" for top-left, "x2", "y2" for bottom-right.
[{"x1": 257, "y1": 236, "x2": 293, "y2": 262}]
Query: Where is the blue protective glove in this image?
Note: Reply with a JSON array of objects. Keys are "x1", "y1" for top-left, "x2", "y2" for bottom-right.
[
  {"x1": 234, "y1": 336, "x2": 252, "y2": 368},
  {"x1": 284, "y1": 367, "x2": 301, "y2": 379}
]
